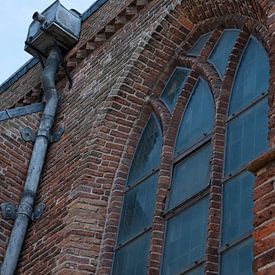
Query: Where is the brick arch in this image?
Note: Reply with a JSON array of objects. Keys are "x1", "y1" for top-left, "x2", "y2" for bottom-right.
[
  {"x1": 93, "y1": 1, "x2": 273, "y2": 274},
  {"x1": 179, "y1": 0, "x2": 266, "y2": 25},
  {"x1": 96, "y1": 101, "x2": 163, "y2": 274},
  {"x1": 177, "y1": 56, "x2": 222, "y2": 96},
  {"x1": 147, "y1": 96, "x2": 171, "y2": 136},
  {"x1": 179, "y1": 15, "x2": 269, "y2": 55}
]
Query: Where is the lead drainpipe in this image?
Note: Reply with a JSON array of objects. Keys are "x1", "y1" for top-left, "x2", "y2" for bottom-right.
[{"x1": 0, "y1": 47, "x2": 62, "y2": 275}]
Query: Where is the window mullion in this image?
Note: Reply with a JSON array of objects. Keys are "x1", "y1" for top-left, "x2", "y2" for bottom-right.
[
  {"x1": 164, "y1": 186, "x2": 210, "y2": 219},
  {"x1": 173, "y1": 135, "x2": 212, "y2": 164},
  {"x1": 115, "y1": 227, "x2": 152, "y2": 251},
  {"x1": 226, "y1": 92, "x2": 267, "y2": 123},
  {"x1": 219, "y1": 231, "x2": 253, "y2": 254}
]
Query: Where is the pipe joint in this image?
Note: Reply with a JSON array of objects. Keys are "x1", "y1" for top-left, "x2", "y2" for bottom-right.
[
  {"x1": 17, "y1": 202, "x2": 33, "y2": 219},
  {"x1": 37, "y1": 129, "x2": 51, "y2": 141}
]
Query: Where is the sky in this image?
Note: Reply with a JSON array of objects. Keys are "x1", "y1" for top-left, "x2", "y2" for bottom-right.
[{"x1": 0, "y1": 0, "x2": 97, "y2": 85}]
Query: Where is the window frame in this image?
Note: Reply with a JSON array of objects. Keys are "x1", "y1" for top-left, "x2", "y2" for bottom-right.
[
  {"x1": 161, "y1": 75, "x2": 215, "y2": 274},
  {"x1": 219, "y1": 33, "x2": 270, "y2": 274},
  {"x1": 112, "y1": 113, "x2": 162, "y2": 275}
]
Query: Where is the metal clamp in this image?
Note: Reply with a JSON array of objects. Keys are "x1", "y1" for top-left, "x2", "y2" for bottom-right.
[
  {"x1": 32, "y1": 203, "x2": 46, "y2": 220},
  {"x1": 51, "y1": 127, "x2": 65, "y2": 142},
  {"x1": 20, "y1": 127, "x2": 64, "y2": 143},
  {"x1": 1, "y1": 202, "x2": 17, "y2": 220},
  {"x1": 20, "y1": 128, "x2": 36, "y2": 142},
  {"x1": 0, "y1": 202, "x2": 45, "y2": 221}
]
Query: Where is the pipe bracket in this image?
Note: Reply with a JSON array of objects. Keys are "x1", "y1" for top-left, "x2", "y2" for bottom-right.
[
  {"x1": 21, "y1": 127, "x2": 64, "y2": 143},
  {"x1": 1, "y1": 202, "x2": 17, "y2": 220},
  {"x1": 1, "y1": 202, "x2": 46, "y2": 221},
  {"x1": 20, "y1": 128, "x2": 36, "y2": 142},
  {"x1": 32, "y1": 203, "x2": 46, "y2": 220},
  {"x1": 51, "y1": 127, "x2": 65, "y2": 142}
]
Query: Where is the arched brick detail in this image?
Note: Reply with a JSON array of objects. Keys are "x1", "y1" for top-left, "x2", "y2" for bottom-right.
[
  {"x1": 204, "y1": 28, "x2": 251, "y2": 274},
  {"x1": 0, "y1": 1, "x2": 273, "y2": 275},
  {"x1": 179, "y1": 0, "x2": 266, "y2": 25},
  {"x1": 95, "y1": 2, "x2": 273, "y2": 274},
  {"x1": 95, "y1": 102, "x2": 159, "y2": 275},
  {"x1": 147, "y1": 96, "x2": 171, "y2": 135},
  {"x1": 177, "y1": 56, "x2": 222, "y2": 99},
  {"x1": 180, "y1": 15, "x2": 268, "y2": 55}
]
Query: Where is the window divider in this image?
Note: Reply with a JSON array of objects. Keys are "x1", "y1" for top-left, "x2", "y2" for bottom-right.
[
  {"x1": 125, "y1": 168, "x2": 159, "y2": 193},
  {"x1": 222, "y1": 165, "x2": 248, "y2": 183},
  {"x1": 179, "y1": 259, "x2": 205, "y2": 275},
  {"x1": 114, "y1": 227, "x2": 152, "y2": 251},
  {"x1": 219, "y1": 231, "x2": 253, "y2": 254},
  {"x1": 173, "y1": 135, "x2": 212, "y2": 165},
  {"x1": 163, "y1": 186, "x2": 210, "y2": 219},
  {"x1": 226, "y1": 92, "x2": 267, "y2": 123}
]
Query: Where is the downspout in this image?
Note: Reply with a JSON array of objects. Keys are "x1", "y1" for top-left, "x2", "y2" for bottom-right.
[{"x1": 0, "y1": 47, "x2": 61, "y2": 275}]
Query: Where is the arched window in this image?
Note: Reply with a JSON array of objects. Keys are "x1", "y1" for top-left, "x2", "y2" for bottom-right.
[
  {"x1": 111, "y1": 27, "x2": 269, "y2": 275},
  {"x1": 112, "y1": 114, "x2": 162, "y2": 275},
  {"x1": 160, "y1": 29, "x2": 269, "y2": 275},
  {"x1": 161, "y1": 77, "x2": 215, "y2": 274},
  {"x1": 221, "y1": 36, "x2": 269, "y2": 274}
]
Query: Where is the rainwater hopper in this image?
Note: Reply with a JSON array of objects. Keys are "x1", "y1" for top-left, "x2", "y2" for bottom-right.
[{"x1": 25, "y1": 0, "x2": 81, "y2": 59}]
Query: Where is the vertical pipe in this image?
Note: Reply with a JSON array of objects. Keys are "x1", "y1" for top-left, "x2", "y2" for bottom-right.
[{"x1": 0, "y1": 47, "x2": 61, "y2": 275}]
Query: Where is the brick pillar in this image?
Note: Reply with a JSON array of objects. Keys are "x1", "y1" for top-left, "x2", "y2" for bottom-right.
[{"x1": 247, "y1": 150, "x2": 275, "y2": 274}]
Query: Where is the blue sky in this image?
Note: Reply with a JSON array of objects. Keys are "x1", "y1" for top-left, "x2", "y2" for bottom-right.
[{"x1": 0, "y1": 0, "x2": 96, "y2": 85}]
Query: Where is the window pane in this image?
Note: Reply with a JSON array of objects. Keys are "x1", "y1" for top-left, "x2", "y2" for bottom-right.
[
  {"x1": 113, "y1": 232, "x2": 151, "y2": 275},
  {"x1": 229, "y1": 37, "x2": 270, "y2": 115},
  {"x1": 175, "y1": 78, "x2": 214, "y2": 154},
  {"x1": 188, "y1": 32, "x2": 211, "y2": 56},
  {"x1": 161, "y1": 67, "x2": 190, "y2": 111},
  {"x1": 169, "y1": 144, "x2": 211, "y2": 210},
  {"x1": 162, "y1": 197, "x2": 208, "y2": 275},
  {"x1": 209, "y1": 30, "x2": 240, "y2": 77},
  {"x1": 118, "y1": 173, "x2": 158, "y2": 244},
  {"x1": 221, "y1": 238, "x2": 253, "y2": 275},
  {"x1": 128, "y1": 114, "x2": 162, "y2": 186},
  {"x1": 222, "y1": 172, "x2": 254, "y2": 245},
  {"x1": 224, "y1": 97, "x2": 268, "y2": 175}
]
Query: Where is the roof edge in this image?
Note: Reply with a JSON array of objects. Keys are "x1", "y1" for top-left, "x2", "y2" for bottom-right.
[{"x1": 0, "y1": 0, "x2": 108, "y2": 95}]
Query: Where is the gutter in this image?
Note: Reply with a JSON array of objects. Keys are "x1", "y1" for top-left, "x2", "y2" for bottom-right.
[{"x1": 0, "y1": 0, "x2": 108, "y2": 94}]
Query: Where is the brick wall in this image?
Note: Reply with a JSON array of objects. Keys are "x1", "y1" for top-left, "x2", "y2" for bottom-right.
[
  {"x1": 0, "y1": 0, "x2": 274, "y2": 274},
  {"x1": 0, "y1": 114, "x2": 40, "y2": 264}
]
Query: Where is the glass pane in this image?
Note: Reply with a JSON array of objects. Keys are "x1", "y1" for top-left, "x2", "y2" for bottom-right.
[
  {"x1": 209, "y1": 30, "x2": 240, "y2": 77},
  {"x1": 224, "y1": 97, "x2": 268, "y2": 175},
  {"x1": 175, "y1": 78, "x2": 214, "y2": 154},
  {"x1": 128, "y1": 114, "x2": 162, "y2": 186},
  {"x1": 113, "y1": 232, "x2": 151, "y2": 275},
  {"x1": 185, "y1": 265, "x2": 204, "y2": 275},
  {"x1": 221, "y1": 238, "x2": 254, "y2": 275},
  {"x1": 161, "y1": 67, "x2": 190, "y2": 111},
  {"x1": 188, "y1": 32, "x2": 211, "y2": 56},
  {"x1": 222, "y1": 172, "x2": 254, "y2": 245},
  {"x1": 118, "y1": 173, "x2": 158, "y2": 244},
  {"x1": 162, "y1": 197, "x2": 208, "y2": 275},
  {"x1": 169, "y1": 144, "x2": 211, "y2": 210},
  {"x1": 229, "y1": 37, "x2": 270, "y2": 115}
]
